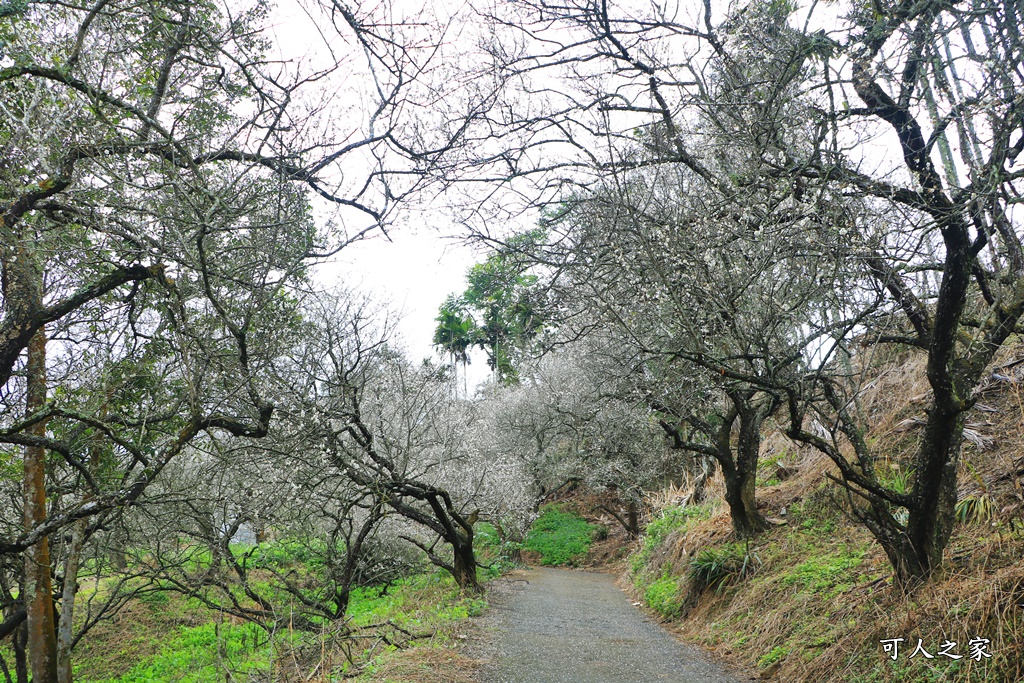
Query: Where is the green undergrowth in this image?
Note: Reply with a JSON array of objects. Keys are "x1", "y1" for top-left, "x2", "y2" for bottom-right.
[
  {"x1": 630, "y1": 503, "x2": 713, "y2": 578},
  {"x1": 523, "y1": 505, "x2": 603, "y2": 566},
  {"x1": 643, "y1": 574, "x2": 687, "y2": 620},
  {"x1": 474, "y1": 521, "x2": 524, "y2": 578},
  {"x1": 627, "y1": 489, "x2": 1023, "y2": 683},
  {"x1": 72, "y1": 567, "x2": 490, "y2": 683},
  {"x1": 78, "y1": 620, "x2": 272, "y2": 683}
]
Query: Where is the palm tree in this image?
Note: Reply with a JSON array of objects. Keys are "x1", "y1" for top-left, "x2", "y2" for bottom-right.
[{"x1": 433, "y1": 296, "x2": 475, "y2": 397}]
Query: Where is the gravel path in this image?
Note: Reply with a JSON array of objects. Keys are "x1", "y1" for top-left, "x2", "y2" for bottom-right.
[{"x1": 475, "y1": 567, "x2": 750, "y2": 683}]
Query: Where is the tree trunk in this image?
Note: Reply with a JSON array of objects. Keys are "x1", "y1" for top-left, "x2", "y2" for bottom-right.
[
  {"x1": 14, "y1": 623, "x2": 28, "y2": 683},
  {"x1": 690, "y1": 456, "x2": 716, "y2": 504},
  {"x1": 877, "y1": 219, "x2": 976, "y2": 587},
  {"x1": 56, "y1": 415, "x2": 105, "y2": 683},
  {"x1": 24, "y1": 327, "x2": 58, "y2": 683},
  {"x1": 55, "y1": 520, "x2": 86, "y2": 683},
  {"x1": 896, "y1": 408, "x2": 965, "y2": 587},
  {"x1": 108, "y1": 527, "x2": 126, "y2": 573},
  {"x1": 451, "y1": 535, "x2": 479, "y2": 592},
  {"x1": 0, "y1": 564, "x2": 28, "y2": 683},
  {"x1": 720, "y1": 463, "x2": 769, "y2": 539},
  {"x1": 718, "y1": 398, "x2": 771, "y2": 539}
]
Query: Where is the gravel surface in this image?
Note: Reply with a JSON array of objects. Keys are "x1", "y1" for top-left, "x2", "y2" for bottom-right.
[{"x1": 475, "y1": 567, "x2": 751, "y2": 683}]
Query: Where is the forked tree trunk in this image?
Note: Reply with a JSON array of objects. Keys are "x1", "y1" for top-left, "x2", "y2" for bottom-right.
[
  {"x1": 24, "y1": 327, "x2": 58, "y2": 683},
  {"x1": 875, "y1": 403, "x2": 967, "y2": 588},
  {"x1": 720, "y1": 463, "x2": 769, "y2": 539},
  {"x1": 717, "y1": 396, "x2": 772, "y2": 539}
]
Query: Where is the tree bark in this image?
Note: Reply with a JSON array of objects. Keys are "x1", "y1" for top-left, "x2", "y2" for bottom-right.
[
  {"x1": 14, "y1": 623, "x2": 27, "y2": 683},
  {"x1": 599, "y1": 498, "x2": 640, "y2": 537},
  {"x1": 55, "y1": 520, "x2": 85, "y2": 683},
  {"x1": 24, "y1": 327, "x2": 58, "y2": 683},
  {"x1": 626, "y1": 500, "x2": 639, "y2": 537},
  {"x1": 690, "y1": 456, "x2": 716, "y2": 505},
  {"x1": 55, "y1": 427, "x2": 102, "y2": 683},
  {"x1": 898, "y1": 399, "x2": 966, "y2": 586},
  {"x1": 718, "y1": 396, "x2": 771, "y2": 539},
  {"x1": 720, "y1": 463, "x2": 769, "y2": 539},
  {"x1": 108, "y1": 527, "x2": 126, "y2": 573},
  {"x1": 451, "y1": 534, "x2": 479, "y2": 591}
]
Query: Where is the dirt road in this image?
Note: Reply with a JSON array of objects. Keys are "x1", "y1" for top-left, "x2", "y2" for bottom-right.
[{"x1": 475, "y1": 567, "x2": 749, "y2": 683}]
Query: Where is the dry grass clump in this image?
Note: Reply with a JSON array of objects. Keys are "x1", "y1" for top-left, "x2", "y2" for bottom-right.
[
  {"x1": 645, "y1": 480, "x2": 699, "y2": 515},
  {"x1": 344, "y1": 646, "x2": 481, "y2": 683}
]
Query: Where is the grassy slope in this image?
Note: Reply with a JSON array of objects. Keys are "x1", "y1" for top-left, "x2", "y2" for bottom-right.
[
  {"x1": 628, "y1": 344, "x2": 1024, "y2": 683},
  {"x1": 70, "y1": 566, "x2": 493, "y2": 682},
  {"x1": 50, "y1": 514, "x2": 534, "y2": 683}
]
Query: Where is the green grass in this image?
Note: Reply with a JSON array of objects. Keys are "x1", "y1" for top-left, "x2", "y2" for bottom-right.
[
  {"x1": 843, "y1": 652, "x2": 995, "y2": 683},
  {"x1": 630, "y1": 503, "x2": 713, "y2": 576},
  {"x1": 647, "y1": 504, "x2": 712, "y2": 546},
  {"x1": 758, "y1": 645, "x2": 788, "y2": 667},
  {"x1": 644, "y1": 574, "x2": 686, "y2": 620},
  {"x1": 523, "y1": 506, "x2": 602, "y2": 566},
  {"x1": 81, "y1": 622, "x2": 271, "y2": 683},
  {"x1": 688, "y1": 542, "x2": 759, "y2": 594},
  {"x1": 75, "y1": 566, "x2": 491, "y2": 683},
  {"x1": 780, "y1": 545, "x2": 865, "y2": 598},
  {"x1": 244, "y1": 538, "x2": 329, "y2": 570}
]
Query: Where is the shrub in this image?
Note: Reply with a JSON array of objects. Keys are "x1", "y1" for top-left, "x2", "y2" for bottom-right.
[{"x1": 476, "y1": 521, "x2": 524, "y2": 577}]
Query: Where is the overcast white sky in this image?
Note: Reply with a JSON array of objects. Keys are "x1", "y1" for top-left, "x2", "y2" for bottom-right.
[{"x1": 318, "y1": 228, "x2": 481, "y2": 360}]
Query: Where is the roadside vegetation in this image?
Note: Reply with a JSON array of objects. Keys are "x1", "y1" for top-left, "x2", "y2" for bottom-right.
[
  {"x1": 49, "y1": 531, "x2": 520, "y2": 683},
  {"x1": 623, "y1": 345, "x2": 1024, "y2": 683},
  {"x1": 522, "y1": 507, "x2": 604, "y2": 567},
  {"x1": 76, "y1": 573, "x2": 484, "y2": 683}
]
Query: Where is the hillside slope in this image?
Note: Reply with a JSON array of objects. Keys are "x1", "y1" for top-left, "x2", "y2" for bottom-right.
[{"x1": 625, "y1": 344, "x2": 1024, "y2": 683}]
